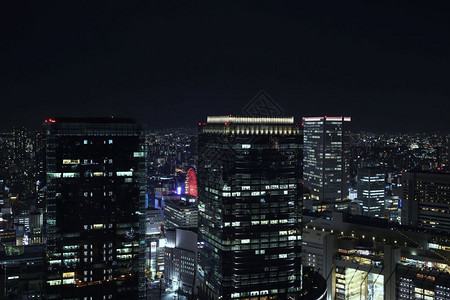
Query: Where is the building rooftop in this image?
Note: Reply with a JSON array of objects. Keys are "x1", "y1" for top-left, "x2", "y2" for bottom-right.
[
  {"x1": 165, "y1": 197, "x2": 198, "y2": 209},
  {"x1": 303, "y1": 116, "x2": 351, "y2": 122},
  {"x1": 206, "y1": 115, "x2": 294, "y2": 124},
  {"x1": 43, "y1": 117, "x2": 137, "y2": 124}
]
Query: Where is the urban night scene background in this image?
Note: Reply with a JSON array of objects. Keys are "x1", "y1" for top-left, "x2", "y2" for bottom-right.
[{"x1": 0, "y1": 1, "x2": 449, "y2": 299}]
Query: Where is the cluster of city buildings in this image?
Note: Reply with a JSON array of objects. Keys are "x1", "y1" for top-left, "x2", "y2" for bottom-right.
[{"x1": 0, "y1": 115, "x2": 449, "y2": 299}]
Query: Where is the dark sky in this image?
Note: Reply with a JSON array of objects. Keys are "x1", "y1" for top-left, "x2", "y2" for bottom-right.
[{"x1": 1, "y1": 1, "x2": 449, "y2": 132}]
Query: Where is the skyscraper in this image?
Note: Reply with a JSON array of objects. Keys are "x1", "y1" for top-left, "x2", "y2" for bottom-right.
[
  {"x1": 43, "y1": 118, "x2": 147, "y2": 299},
  {"x1": 303, "y1": 116, "x2": 351, "y2": 212},
  {"x1": 197, "y1": 116, "x2": 303, "y2": 300},
  {"x1": 357, "y1": 168, "x2": 385, "y2": 218}
]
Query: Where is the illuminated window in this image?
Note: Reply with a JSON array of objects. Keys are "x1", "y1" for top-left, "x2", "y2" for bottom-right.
[{"x1": 116, "y1": 171, "x2": 133, "y2": 176}]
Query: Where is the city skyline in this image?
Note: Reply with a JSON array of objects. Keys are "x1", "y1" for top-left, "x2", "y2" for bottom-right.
[
  {"x1": 1, "y1": 1, "x2": 450, "y2": 299},
  {"x1": 2, "y1": 113, "x2": 450, "y2": 135},
  {"x1": 0, "y1": 115, "x2": 449, "y2": 298}
]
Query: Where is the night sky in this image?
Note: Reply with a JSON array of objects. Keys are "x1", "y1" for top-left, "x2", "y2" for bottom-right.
[{"x1": 1, "y1": 1, "x2": 449, "y2": 132}]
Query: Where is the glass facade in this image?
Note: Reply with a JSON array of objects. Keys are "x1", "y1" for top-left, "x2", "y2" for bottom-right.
[
  {"x1": 303, "y1": 117, "x2": 351, "y2": 210},
  {"x1": 402, "y1": 172, "x2": 450, "y2": 232},
  {"x1": 357, "y1": 168, "x2": 385, "y2": 218},
  {"x1": 164, "y1": 198, "x2": 198, "y2": 229},
  {"x1": 44, "y1": 118, "x2": 147, "y2": 299},
  {"x1": 335, "y1": 267, "x2": 384, "y2": 300},
  {"x1": 197, "y1": 117, "x2": 303, "y2": 300}
]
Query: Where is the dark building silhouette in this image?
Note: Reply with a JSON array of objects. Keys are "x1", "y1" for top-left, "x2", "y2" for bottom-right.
[
  {"x1": 197, "y1": 116, "x2": 303, "y2": 300},
  {"x1": 43, "y1": 118, "x2": 147, "y2": 299},
  {"x1": 0, "y1": 245, "x2": 45, "y2": 298}
]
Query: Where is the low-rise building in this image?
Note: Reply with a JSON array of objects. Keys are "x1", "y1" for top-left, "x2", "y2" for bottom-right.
[
  {"x1": 303, "y1": 211, "x2": 450, "y2": 299},
  {"x1": 164, "y1": 229, "x2": 197, "y2": 297}
]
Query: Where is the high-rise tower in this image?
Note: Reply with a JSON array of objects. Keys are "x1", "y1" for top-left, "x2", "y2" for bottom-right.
[
  {"x1": 197, "y1": 116, "x2": 303, "y2": 300},
  {"x1": 357, "y1": 168, "x2": 385, "y2": 218},
  {"x1": 303, "y1": 116, "x2": 351, "y2": 212},
  {"x1": 43, "y1": 118, "x2": 147, "y2": 299}
]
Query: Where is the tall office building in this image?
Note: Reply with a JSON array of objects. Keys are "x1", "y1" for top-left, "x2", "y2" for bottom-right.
[
  {"x1": 303, "y1": 116, "x2": 351, "y2": 211},
  {"x1": 356, "y1": 168, "x2": 385, "y2": 218},
  {"x1": 197, "y1": 116, "x2": 303, "y2": 300},
  {"x1": 402, "y1": 172, "x2": 450, "y2": 233},
  {"x1": 43, "y1": 118, "x2": 147, "y2": 299}
]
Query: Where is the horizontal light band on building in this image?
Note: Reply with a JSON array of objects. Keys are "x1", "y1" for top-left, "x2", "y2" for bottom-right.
[
  {"x1": 303, "y1": 116, "x2": 351, "y2": 122},
  {"x1": 117, "y1": 171, "x2": 133, "y2": 176},
  {"x1": 303, "y1": 117, "x2": 322, "y2": 121},
  {"x1": 207, "y1": 116, "x2": 294, "y2": 124},
  {"x1": 201, "y1": 126, "x2": 300, "y2": 135}
]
